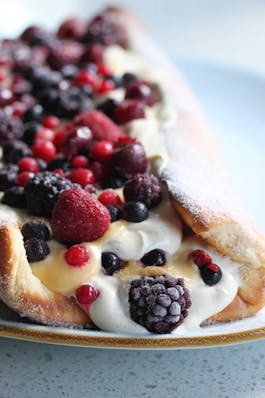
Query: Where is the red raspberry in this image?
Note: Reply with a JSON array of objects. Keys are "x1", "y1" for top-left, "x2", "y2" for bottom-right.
[
  {"x1": 76, "y1": 284, "x2": 100, "y2": 308},
  {"x1": 57, "y1": 18, "x2": 87, "y2": 40},
  {"x1": 43, "y1": 116, "x2": 60, "y2": 129},
  {"x1": 75, "y1": 70, "x2": 97, "y2": 88},
  {"x1": 97, "y1": 79, "x2": 115, "y2": 95},
  {"x1": 35, "y1": 128, "x2": 54, "y2": 141},
  {"x1": 32, "y1": 141, "x2": 56, "y2": 162},
  {"x1": 64, "y1": 244, "x2": 90, "y2": 267},
  {"x1": 70, "y1": 168, "x2": 95, "y2": 188},
  {"x1": 98, "y1": 190, "x2": 123, "y2": 206},
  {"x1": 72, "y1": 155, "x2": 89, "y2": 169},
  {"x1": 53, "y1": 129, "x2": 67, "y2": 151},
  {"x1": 91, "y1": 141, "x2": 113, "y2": 162},
  {"x1": 48, "y1": 41, "x2": 83, "y2": 69},
  {"x1": 74, "y1": 110, "x2": 124, "y2": 143},
  {"x1": 18, "y1": 157, "x2": 39, "y2": 173},
  {"x1": 17, "y1": 171, "x2": 34, "y2": 186},
  {"x1": 114, "y1": 100, "x2": 145, "y2": 124},
  {"x1": 189, "y1": 249, "x2": 212, "y2": 268},
  {"x1": 51, "y1": 188, "x2": 111, "y2": 243}
]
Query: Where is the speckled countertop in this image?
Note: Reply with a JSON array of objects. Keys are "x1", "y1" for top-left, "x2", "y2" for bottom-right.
[
  {"x1": 0, "y1": 337, "x2": 265, "y2": 398},
  {"x1": 1, "y1": 1, "x2": 265, "y2": 397}
]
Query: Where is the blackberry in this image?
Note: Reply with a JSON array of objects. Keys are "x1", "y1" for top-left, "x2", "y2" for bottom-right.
[
  {"x1": 38, "y1": 88, "x2": 59, "y2": 114},
  {"x1": 129, "y1": 275, "x2": 191, "y2": 334},
  {"x1": 106, "y1": 205, "x2": 122, "y2": 222},
  {"x1": 101, "y1": 252, "x2": 122, "y2": 275},
  {"x1": 123, "y1": 173, "x2": 162, "y2": 209},
  {"x1": 141, "y1": 249, "x2": 166, "y2": 267},
  {"x1": 22, "y1": 220, "x2": 50, "y2": 241},
  {"x1": 97, "y1": 98, "x2": 118, "y2": 119},
  {"x1": 31, "y1": 68, "x2": 61, "y2": 94},
  {"x1": 22, "y1": 122, "x2": 42, "y2": 145},
  {"x1": 123, "y1": 201, "x2": 149, "y2": 223},
  {"x1": 24, "y1": 238, "x2": 50, "y2": 262},
  {"x1": 0, "y1": 111, "x2": 24, "y2": 143},
  {"x1": 24, "y1": 171, "x2": 80, "y2": 217},
  {"x1": 1, "y1": 186, "x2": 27, "y2": 208},
  {"x1": 0, "y1": 164, "x2": 18, "y2": 191},
  {"x1": 200, "y1": 264, "x2": 222, "y2": 286},
  {"x1": 3, "y1": 140, "x2": 32, "y2": 163},
  {"x1": 22, "y1": 104, "x2": 44, "y2": 123}
]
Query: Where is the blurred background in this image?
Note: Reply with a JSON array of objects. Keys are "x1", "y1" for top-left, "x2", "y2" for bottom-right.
[{"x1": 0, "y1": 0, "x2": 265, "y2": 73}]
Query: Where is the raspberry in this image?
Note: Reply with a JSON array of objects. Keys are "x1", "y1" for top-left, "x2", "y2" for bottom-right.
[
  {"x1": 69, "y1": 168, "x2": 95, "y2": 188},
  {"x1": 0, "y1": 110, "x2": 23, "y2": 143},
  {"x1": 57, "y1": 18, "x2": 87, "y2": 40},
  {"x1": 64, "y1": 245, "x2": 90, "y2": 267},
  {"x1": 51, "y1": 188, "x2": 111, "y2": 243},
  {"x1": 0, "y1": 164, "x2": 18, "y2": 191},
  {"x1": 123, "y1": 173, "x2": 162, "y2": 209},
  {"x1": 114, "y1": 100, "x2": 145, "y2": 124},
  {"x1": 17, "y1": 171, "x2": 35, "y2": 187},
  {"x1": 72, "y1": 155, "x2": 89, "y2": 169},
  {"x1": 24, "y1": 171, "x2": 79, "y2": 217},
  {"x1": 32, "y1": 140, "x2": 57, "y2": 162},
  {"x1": 18, "y1": 157, "x2": 39, "y2": 173},
  {"x1": 76, "y1": 284, "x2": 100, "y2": 306},
  {"x1": 24, "y1": 238, "x2": 50, "y2": 262},
  {"x1": 22, "y1": 220, "x2": 50, "y2": 241},
  {"x1": 129, "y1": 275, "x2": 191, "y2": 334},
  {"x1": 98, "y1": 190, "x2": 123, "y2": 206},
  {"x1": 91, "y1": 140, "x2": 114, "y2": 162},
  {"x1": 43, "y1": 115, "x2": 60, "y2": 129},
  {"x1": 112, "y1": 143, "x2": 148, "y2": 179},
  {"x1": 74, "y1": 110, "x2": 124, "y2": 143},
  {"x1": 48, "y1": 41, "x2": 83, "y2": 69},
  {"x1": 189, "y1": 249, "x2": 212, "y2": 268},
  {"x1": 1, "y1": 186, "x2": 27, "y2": 208}
]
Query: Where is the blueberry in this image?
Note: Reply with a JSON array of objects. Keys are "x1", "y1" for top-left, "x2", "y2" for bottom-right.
[
  {"x1": 141, "y1": 249, "x2": 166, "y2": 267},
  {"x1": 1, "y1": 186, "x2": 27, "y2": 208},
  {"x1": 200, "y1": 264, "x2": 222, "y2": 286},
  {"x1": 22, "y1": 220, "x2": 50, "y2": 241},
  {"x1": 121, "y1": 72, "x2": 138, "y2": 88},
  {"x1": 47, "y1": 157, "x2": 71, "y2": 171},
  {"x1": 22, "y1": 122, "x2": 42, "y2": 145},
  {"x1": 22, "y1": 104, "x2": 44, "y2": 123},
  {"x1": 97, "y1": 98, "x2": 118, "y2": 119},
  {"x1": 24, "y1": 238, "x2": 50, "y2": 262},
  {"x1": 106, "y1": 205, "x2": 122, "y2": 222},
  {"x1": 101, "y1": 252, "x2": 122, "y2": 275},
  {"x1": 123, "y1": 201, "x2": 148, "y2": 223},
  {"x1": 102, "y1": 174, "x2": 125, "y2": 189}
]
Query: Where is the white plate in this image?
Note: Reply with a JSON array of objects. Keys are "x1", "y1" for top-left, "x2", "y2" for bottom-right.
[{"x1": 0, "y1": 59, "x2": 265, "y2": 348}]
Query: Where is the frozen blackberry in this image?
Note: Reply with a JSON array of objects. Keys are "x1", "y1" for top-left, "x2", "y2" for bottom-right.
[
  {"x1": 24, "y1": 171, "x2": 80, "y2": 217},
  {"x1": 22, "y1": 220, "x2": 50, "y2": 241},
  {"x1": 24, "y1": 238, "x2": 50, "y2": 262},
  {"x1": 106, "y1": 205, "x2": 122, "y2": 222},
  {"x1": 0, "y1": 164, "x2": 18, "y2": 191},
  {"x1": 123, "y1": 173, "x2": 162, "y2": 209},
  {"x1": 0, "y1": 111, "x2": 24, "y2": 143},
  {"x1": 123, "y1": 201, "x2": 149, "y2": 223},
  {"x1": 3, "y1": 140, "x2": 32, "y2": 163},
  {"x1": 129, "y1": 275, "x2": 191, "y2": 334},
  {"x1": 1, "y1": 186, "x2": 27, "y2": 208},
  {"x1": 141, "y1": 249, "x2": 166, "y2": 267},
  {"x1": 101, "y1": 252, "x2": 122, "y2": 275}
]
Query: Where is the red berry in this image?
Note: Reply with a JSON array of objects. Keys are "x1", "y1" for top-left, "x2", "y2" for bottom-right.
[
  {"x1": 63, "y1": 126, "x2": 92, "y2": 159},
  {"x1": 81, "y1": 44, "x2": 104, "y2": 64},
  {"x1": 64, "y1": 244, "x2": 90, "y2": 267},
  {"x1": 32, "y1": 140, "x2": 56, "y2": 162},
  {"x1": 76, "y1": 284, "x2": 100, "y2": 305},
  {"x1": 75, "y1": 70, "x2": 97, "y2": 88},
  {"x1": 91, "y1": 140, "x2": 113, "y2": 162},
  {"x1": 189, "y1": 249, "x2": 212, "y2": 268},
  {"x1": 112, "y1": 143, "x2": 148, "y2": 179},
  {"x1": 117, "y1": 136, "x2": 137, "y2": 145},
  {"x1": 12, "y1": 103, "x2": 26, "y2": 117},
  {"x1": 57, "y1": 18, "x2": 87, "y2": 40},
  {"x1": 90, "y1": 161, "x2": 109, "y2": 182},
  {"x1": 70, "y1": 168, "x2": 95, "y2": 188},
  {"x1": 52, "y1": 188, "x2": 111, "y2": 243},
  {"x1": 48, "y1": 41, "x2": 83, "y2": 69},
  {"x1": 53, "y1": 129, "x2": 67, "y2": 151},
  {"x1": 114, "y1": 99, "x2": 145, "y2": 124},
  {"x1": 97, "y1": 63, "x2": 111, "y2": 76},
  {"x1": 43, "y1": 115, "x2": 60, "y2": 129},
  {"x1": 125, "y1": 81, "x2": 157, "y2": 106},
  {"x1": 97, "y1": 79, "x2": 115, "y2": 94},
  {"x1": 35, "y1": 128, "x2": 54, "y2": 141},
  {"x1": 17, "y1": 171, "x2": 34, "y2": 186},
  {"x1": 74, "y1": 110, "x2": 124, "y2": 143},
  {"x1": 98, "y1": 190, "x2": 123, "y2": 206},
  {"x1": 208, "y1": 263, "x2": 219, "y2": 273},
  {"x1": 18, "y1": 157, "x2": 39, "y2": 173},
  {"x1": 72, "y1": 155, "x2": 89, "y2": 169},
  {"x1": 0, "y1": 70, "x2": 6, "y2": 83},
  {"x1": 52, "y1": 169, "x2": 64, "y2": 177}
]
